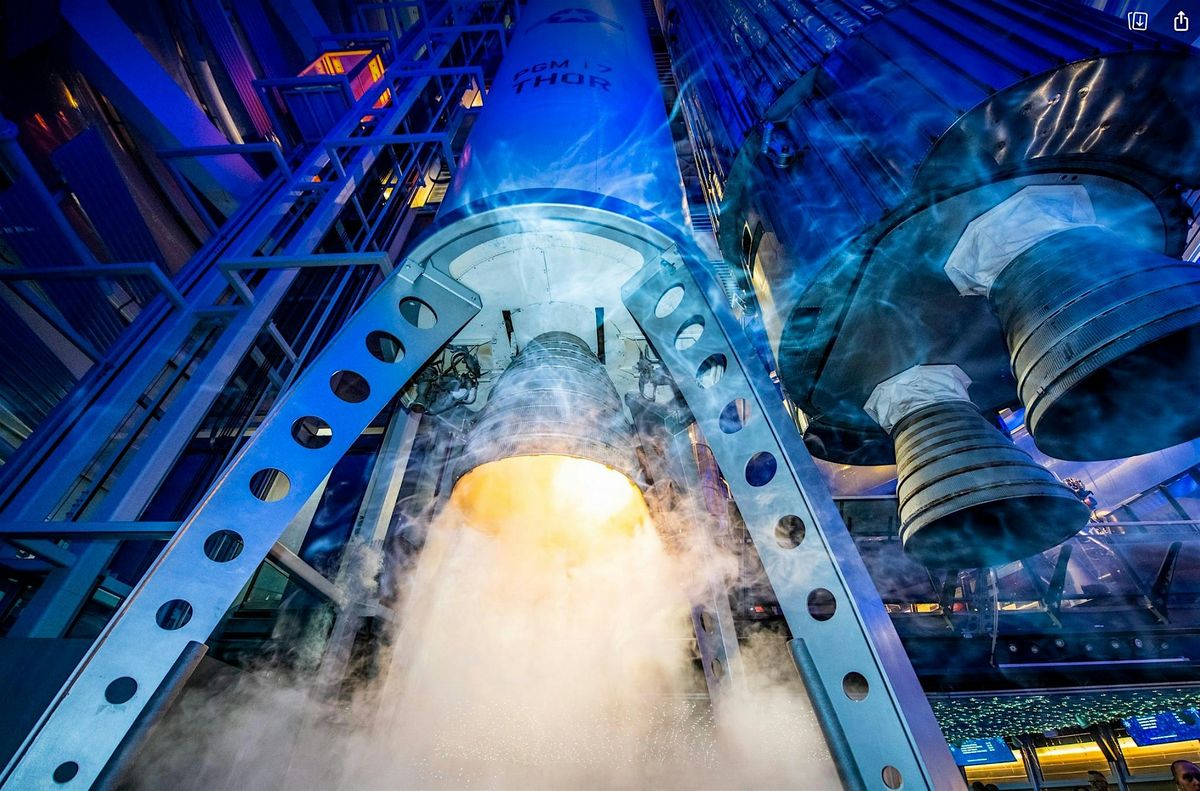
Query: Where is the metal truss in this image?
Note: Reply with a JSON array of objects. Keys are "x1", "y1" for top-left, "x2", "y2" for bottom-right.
[
  {"x1": 623, "y1": 246, "x2": 963, "y2": 790},
  {"x1": 0, "y1": 264, "x2": 187, "y2": 311},
  {"x1": 0, "y1": 1, "x2": 510, "y2": 606},
  {"x1": 0, "y1": 262, "x2": 480, "y2": 790}
]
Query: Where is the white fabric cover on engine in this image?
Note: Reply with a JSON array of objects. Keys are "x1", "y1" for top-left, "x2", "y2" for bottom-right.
[
  {"x1": 864, "y1": 364, "x2": 974, "y2": 434},
  {"x1": 944, "y1": 185, "x2": 1100, "y2": 296}
]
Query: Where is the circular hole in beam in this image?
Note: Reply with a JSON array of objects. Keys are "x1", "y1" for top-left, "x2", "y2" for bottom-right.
[
  {"x1": 700, "y1": 611, "x2": 715, "y2": 634},
  {"x1": 882, "y1": 766, "x2": 903, "y2": 789},
  {"x1": 291, "y1": 416, "x2": 333, "y2": 449},
  {"x1": 696, "y1": 354, "x2": 726, "y2": 389},
  {"x1": 655, "y1": 285, "x2": 685, "y2": 318},
  {"x1": 842, "y1": 672, "x2": 869, "y2": 701},
  {"x1": 155, "y1": 599, "x2": 193, "y2": 630},
  {"x1": 745, "y1": 451, "x2": 777, "y2": 487},
  {"x1": 52, "y1": 762, "x2": 79, "y2": 784},
  {"x1": 366, "y1": 330, "x2": 405, "y2": 363},
  {"x1": 719, "y1": 398, "x2": 749, "y2": 433},
  {"x1": 330, "y1": 370, "x2": 370, "y2": 403},
  {"x1": 807, "y1": 588, "x2": 836, "y2": 622},
  {"x1": 674, "y1": 316, "x2": 704, "y2": 351},
  {"x1": 249, "y1": 468, "x2": 290, "y2": 502},
  {"x1": 710, "y1": 657, "x2": 723, "y2": 679},
  {"x1": 775, "y1": 515, "x2": 807, "y2": 549},
  {"x1": 105, "y1": 676, "x2": 138, "y2": 705},
  {"x1": 399, "y1": 297, "x2": 437, "y2": 328},
  {"x1": 203, "y1": 530, "x2": 245, "y2": 563}
]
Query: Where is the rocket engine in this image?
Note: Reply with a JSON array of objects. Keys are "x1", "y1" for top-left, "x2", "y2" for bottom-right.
[{"x1": 659, "y1": 0, "x2": 1200, "y2": 566}]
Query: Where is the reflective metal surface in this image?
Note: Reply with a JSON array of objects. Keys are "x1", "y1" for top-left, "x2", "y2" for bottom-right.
[
  {"x1": 893, "y1": 401, "x2": 1088, "y2": 568},
  {"x1": 623, "y1": 228, "x2": 962, "y2": 790},
  {"x1": 455, "y1": 331, "x2": 640, "y2": 482},
  {"x1": 992, "y1": 226, "x2": 1200, "y2": 461},
  {"x1": 0, "y1": 262, "x2": 480, "y2": 790}
]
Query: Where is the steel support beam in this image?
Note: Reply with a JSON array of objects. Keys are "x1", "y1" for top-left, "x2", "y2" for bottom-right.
[
  {"x1": 0, "y1": 117, "x2": 98, "y2": 267},
  {"x1": 0, "y1": 519, "x2": 346, "y2": 607},
  {"x1": 313, "y1": 405, "x2": 420, "y2": 692},
  {"x1": 0, "y1": 2, "x2": 507, "y2": 641},
  {"x1": 1150, "y1": 540, "x2": 1183, "y2": 620},
  {"x1": 664, "y1": 427, "x2": 745, "y2": 699},
  {"x1": 3, "y1": 538, "x2": 76, "y2": 568},
  {"x1": 217, "y1": 253, "x2": 393, "y2": 306},
  {"x1": 1046, "y1": 545, "x2": 1072, "y2": 623},
  {"x1": 623, "y1": 246, "x2": 962, "y2": 790},
  {"x1": 0, "y1": 262, "x2": 480, "y2": 790},
  {"x1": 0, "y1": 521, "x2": 178, "y2": 540},
  {"x1": 1091, "y1": 723, "x2": 1132, "y2": 791},
  {"x1": 90, "y1": 641, "x2": 208, "y2": 791},
  {"x1": 1015, "y1": 735, "x2": 1044, "y2": 791},
  {"x1": 266, "y1": 542, "x2": 344, "y2": 607},
  {"x1": 158, "y1": 143, "x2": 290, "y2": 178}
]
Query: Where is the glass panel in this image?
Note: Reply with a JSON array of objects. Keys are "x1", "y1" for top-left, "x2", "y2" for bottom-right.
[
  {"x1": 243, "y1": 563, "x2": 290, "y2": 610},
  {"x1": 1034, "y1": 739, "x2": 1110, "y2": 782},
  {"x1": 1166, "y1": 474, "x2": 1200, "y2": 519},
  {"x1": 1127, "y1": 488, "x2": 1186, "y2": 522}
]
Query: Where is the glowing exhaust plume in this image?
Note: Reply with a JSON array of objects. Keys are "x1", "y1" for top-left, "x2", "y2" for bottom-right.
[
  {"x1": 331, "y1": 450, "x2": 837, "y2": 789},
  {"x1": 352, "y1": 457, "x2": 701, "y2": 787},
  {"x1": 450, "y1": 454, "x2": 652, "y2": 547},
  {"x1": 122, "y1": 336, "x2": 838, "y2": 788},
  {"x1": 122, "y1": 449, "x2": 838, "y2": 789}
]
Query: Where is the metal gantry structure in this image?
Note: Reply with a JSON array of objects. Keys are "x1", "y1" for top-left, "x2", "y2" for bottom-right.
[
  {"x1": 0, "y1": 3, "x2": 969, "y2": 788},
  {"x1": 0, "y1": 1, "x2": 512, "y2": 784},
  {"x1": 2, "y1": 255, "x2": 482, "y2": 789},
  {"x1": 10, "y1": 0, "x2": 1200, "y2": 788},
  {"x1": 622, "y1": 226, "x2": 961, "y2": 789},
  {"x1": 0, "y1": 1, "x2": 509, "y2": 636}
]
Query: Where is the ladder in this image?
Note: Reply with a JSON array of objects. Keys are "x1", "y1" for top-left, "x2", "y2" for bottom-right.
[{"x1": 0, "y1": 261, "x2": 481, "y2": 790}]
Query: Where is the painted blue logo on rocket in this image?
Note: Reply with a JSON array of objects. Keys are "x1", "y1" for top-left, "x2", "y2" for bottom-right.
[{"x1": 527, "y1": 8, "x2": 624, "y2": 32}]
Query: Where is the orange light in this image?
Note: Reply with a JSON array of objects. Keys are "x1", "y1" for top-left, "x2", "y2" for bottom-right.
[
  {"x1": 964, "y1": 752, "x2": 1027, "y2": 785},
  {"x1": 1119, "y1": 736, "x2": 1200, "y2": 775},
  {"x1": 1033, "y1": 740, "x2": 1110, "y2": 782},
  {"x1": 300, "y1": 50, "x2": 387, "y2": 104},
  {"x1": 301, "y1": 50, "x2": 372, "y2": 78},
  {"x1": 460, "y1": 85, "x2": 485, "y2": 109},
  {"x1": 448, "y1": 455, "x2": 652, "y2": 556}
]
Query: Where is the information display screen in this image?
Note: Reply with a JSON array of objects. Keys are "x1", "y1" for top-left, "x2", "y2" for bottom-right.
[
  {"x1": 1124, "y1": 710, "x2": 1200, "y2": 746},
  {"x1": 950, "y1": 737, "x2": 1017, "y2": 767}
]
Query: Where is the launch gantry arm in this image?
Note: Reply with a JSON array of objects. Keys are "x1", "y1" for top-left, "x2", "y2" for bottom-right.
[
  {"x1": 0, "y1": 262, "x2": 481, "y2": 791},
  {"x1": 623, "y1": 245, "x2": 964, "y2": 791}
]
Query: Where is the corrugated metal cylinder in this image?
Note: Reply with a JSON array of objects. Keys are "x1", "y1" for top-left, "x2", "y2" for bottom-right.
[
  {"x1": 991, "y1": 226, "x2": 1200, "y2": 461},
  {"x1": 893, "y1": 400, "x2": 1088, "y2": 568}
]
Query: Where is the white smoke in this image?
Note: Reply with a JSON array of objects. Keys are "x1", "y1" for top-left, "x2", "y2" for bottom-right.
[{"x1": 123, "y1": 476, "x2": 839, "y2": 790}]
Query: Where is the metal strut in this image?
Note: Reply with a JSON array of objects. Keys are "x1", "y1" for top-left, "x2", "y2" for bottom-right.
[
  {"x1": 0, "y1": 261, "x2": 481, "y2": 790},
  {"x1": 622, "y1": 249, "x2": 963, "y2": 791}
]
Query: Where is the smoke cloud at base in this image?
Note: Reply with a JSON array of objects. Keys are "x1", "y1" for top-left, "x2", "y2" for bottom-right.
[{"x1": 123, "y1": 473, "x2": 839, "y2": 790}]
